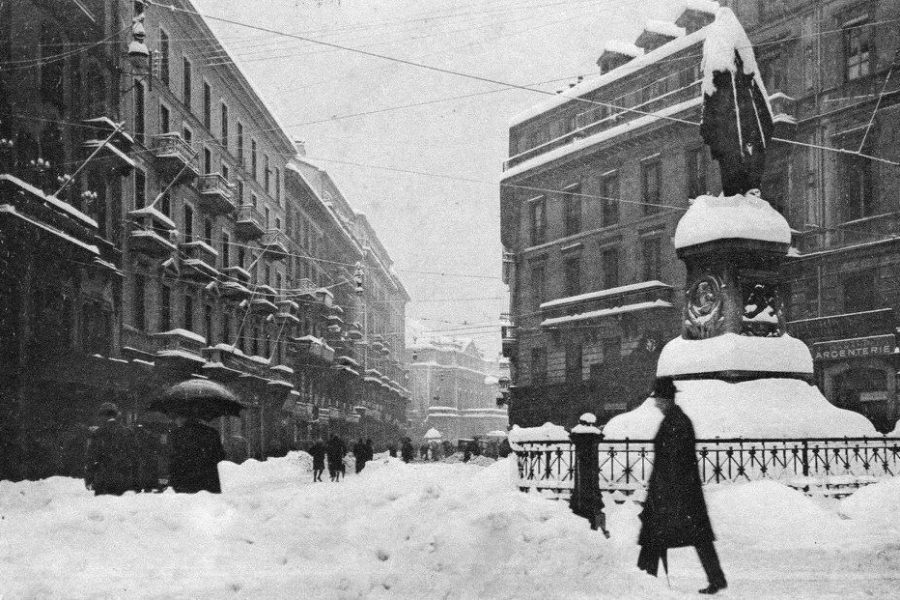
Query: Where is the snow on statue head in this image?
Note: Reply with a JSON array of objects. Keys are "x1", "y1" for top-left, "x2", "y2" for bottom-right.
[{"x1": 699, "y1": 7, "x2": 773, "y2": 196}]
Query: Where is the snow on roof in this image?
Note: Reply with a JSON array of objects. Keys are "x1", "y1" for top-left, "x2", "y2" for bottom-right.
[
  {"x1": 504, "y1": 96, "x2": 703, "y2": 180},
  {"x1": 540, "y1": 280, "x2": 671, "y2": 310},
  {"x1": 602, "y1": 377, "x2": 877, "y2": 439},
  {"x1": 155, "y1": 328, "x2": 207, "y2": 344},
  {"x1": 673, "y1": 193, "x2": 791, "y2": 249},
  {"x1": 509, "y1": 26, "x2": 709, "y2": 127},
  {"x1": 643, "y1": 19, "x2": 686, "y2": 38},
  {"x1": 541, "y1": 300, "x2": 674, "y2": 328},
  {"x1": 603, "y1": 40, "x2": 644, "y2": 58},
  {"x1": 682, "y1": 0, "x2": 720, "y2": 15},
  {"x1": 0, "y1": 174, "x2": 98, "y2": 229},
  {"x1": 701, "y1": 6, "x2": 771, "y2": 114},
  {"x1": 656, "y1": 333, "x2": 813, "y2": 376}
]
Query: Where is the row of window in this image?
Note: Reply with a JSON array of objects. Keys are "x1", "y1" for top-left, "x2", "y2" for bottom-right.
[
  {"x1": 528, "y1": 237, "x2": 661, "y2": 310},
  {"x1": 527, "y1": 149, "x2": 705, "y2": 246},
  {"x1": 529, "y1": 339, "x2": 621, "y2": 385}
]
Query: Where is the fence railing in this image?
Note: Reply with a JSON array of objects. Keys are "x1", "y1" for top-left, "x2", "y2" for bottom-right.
[{"x1": 515, "y1": 437, "x2": 900, "y2": 497}]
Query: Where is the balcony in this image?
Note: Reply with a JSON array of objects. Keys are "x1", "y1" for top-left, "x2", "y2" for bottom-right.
[
  {"x1": 501, "y1": 322, "x2": 518, "y2": 358},
  {"x1": 262, "y1": 228, "x2": 290, "y2": 259},
  {"x1": 128, "y1": 205, "x2": 177, "y2": 259},
  {"x1": 219, "y1": 281, "x2": 251, "y2": 301},
  {"x1": 202, "y1": 343, "x2": 269, "y2": 380},
  {"x1": 197, "y1": 173, "x2": 235, "y2": 216},
  {"x1": 150, "y1": 133, "x2": 199, "y2": 181},
  {"x1": 82, "y1": 138, "x2": 135, "y2": 175},
  {"x1": 348, "y1": 322, "x2": 363, "y2": 340},
  {"x1": 222, "y1": 265, "x2": 251, "y2": 283},
  {"x1": 769, "y1": 92, "x2": 797, "y2": 135},
  {"x1": 268, "y1": 364, "x2": 295, "y2": 392},
  {"x1": 152, "y1": 328, "x2": 206, "y2": 371},
  {"x1": 793, "y1": 212, "x2": 900, "y2": 255},
  {"x1": 276, "y1": 299, "x2": 300, "y2": 324},
  {"x1": 235, "y1": 204, "x2": 265, "y2": 239},
  {"x1": 249, "y1": 284, "x2": 278, "y2": 315},
  {"x1": 180, "y1": 240, "x2": 219, "y2": 282}
]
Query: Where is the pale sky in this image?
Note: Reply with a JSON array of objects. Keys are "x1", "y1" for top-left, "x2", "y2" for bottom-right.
[{"x1": 194, "y1": 0, "x2": 685, "y2": 355}]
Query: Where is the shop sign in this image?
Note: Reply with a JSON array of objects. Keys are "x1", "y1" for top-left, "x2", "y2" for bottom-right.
[
  {"x1": 859, "y1": 391, "x2": 890, "y2": 403},
  {"x1": 812, "y1": 334, "x2": 896, "y2": 362}
]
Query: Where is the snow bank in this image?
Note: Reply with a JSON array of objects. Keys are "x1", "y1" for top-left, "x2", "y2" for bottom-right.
[
  {"x1": 219, "y1": 451, "x2": 312, "y2": 491},
  {"x1": 508, "y1": 422, "x2": 570, "y2": 446},
  {"x1": 674, "y1": 193, "x2": 790, "y2": 248},
  {"x1": 0, "y1": 458, "x2": 669, "y2": 600},
  {"x1": 657, "y1": 333, "x2": 812, "y2": 375},
  {"x1": 603, "y1": 378, "x2": 877, "y2": 438},
  {"x1": 839, "y1": 478, "x2": 900, "y2": 533}
]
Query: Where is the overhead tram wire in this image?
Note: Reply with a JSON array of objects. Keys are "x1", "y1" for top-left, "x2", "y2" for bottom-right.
[{"x1": 143, "y1": 0, "x2": 900, "y2": 169}]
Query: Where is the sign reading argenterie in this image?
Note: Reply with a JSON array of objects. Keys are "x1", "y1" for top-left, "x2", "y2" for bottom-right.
[{"x1": 812, "y1": 334, "x2": 896, "y2": 362}]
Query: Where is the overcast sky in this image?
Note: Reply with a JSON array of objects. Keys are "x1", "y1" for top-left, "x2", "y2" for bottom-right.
[{"x1": 194, "y1": 0, "x2": 685, "y2": 356}]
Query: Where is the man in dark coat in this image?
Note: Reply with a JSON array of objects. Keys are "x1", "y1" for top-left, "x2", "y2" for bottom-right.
[
  {"x1": 309, "y1": 438, "x2": 326, "y2": 482},
  {"x1": 400, "y1": 438, "x2": 414, "y2": 463},
  {"x1": 353, "y1": 438, "x2": 367, "y2": 474},
  {"x1": 638, "y1": 377, "x2": 727, "y2": 595},
  {"x1": 326, "y1": 435, "x2": 346, "y2": 481},
  {"x1": 131, "y1": 422, "x2": 162, "y2": 492},
  {"x1": 168, "y1": 416, "x2": 225, "y2": 494},
  {"x1": 365, "y1": 438, "x2": 374, "y2": 463},
  {"x1": 85, "y1": 402, "x2": 135, "y2": 496}
]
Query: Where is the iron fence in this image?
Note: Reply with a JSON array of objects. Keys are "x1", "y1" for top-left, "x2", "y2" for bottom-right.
[{"x1": 515, "y1": 437, "x2": 900, "y2": 497}]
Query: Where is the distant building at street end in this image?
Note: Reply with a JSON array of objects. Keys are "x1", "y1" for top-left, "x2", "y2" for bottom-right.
[
  {"x1": 500, "y1": 0, "x2": 900, "y2": 432},
  {"x1": 405, "y1": 338, "x2": 508, "y2": 443}
]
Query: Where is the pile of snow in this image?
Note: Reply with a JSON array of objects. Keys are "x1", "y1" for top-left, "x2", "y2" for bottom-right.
[
  {"x1": 219, "y1": 451, "x2": 312, "y2": 491},
  {"x1": 674, "y1": 193, "x2": 790, "y2": 248},
  {"x1": 890, "y1": 419, "x2": 900, "y2": 436},
  {"x1": 508, "y1": 422, "x2": 570, "y2": 447},
  {"x1": 603, "y1": 39, "x2": 644, "y2": 58},
  {"x1": 657, "y1": 333, "x2": 812, "y2": 375},
  {"x1": 603, "y1": 378, "x2": 877, "y2": 439},
  {"x1": 0, "y1": 458, "x2": 669, "y2": 600},
  {"x1": 839, "y1": 478, "x2": 900, "y2": 533}
]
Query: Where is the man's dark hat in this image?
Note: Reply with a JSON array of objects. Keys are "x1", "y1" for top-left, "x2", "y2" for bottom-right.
[{"x1": 652, "y1": 376, "x2": 677, "y2": 400}]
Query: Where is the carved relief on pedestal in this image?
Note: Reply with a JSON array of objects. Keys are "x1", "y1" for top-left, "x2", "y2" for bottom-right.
[
  {"x1": 741, "y1": 282, "x2": 786, "y2": 337},
  {"x1": 683, "y1": 274, "x2": 726, "y2": 340}
]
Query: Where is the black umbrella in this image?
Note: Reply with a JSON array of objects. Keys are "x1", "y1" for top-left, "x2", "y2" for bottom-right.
[{"x1": 149, "y1": 379, "x2": 246, "y2": 421}]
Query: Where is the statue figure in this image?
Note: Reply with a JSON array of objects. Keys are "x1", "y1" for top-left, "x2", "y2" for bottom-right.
[{"x1": 699, "y1": 9, "x2": 774, "y2": 196}]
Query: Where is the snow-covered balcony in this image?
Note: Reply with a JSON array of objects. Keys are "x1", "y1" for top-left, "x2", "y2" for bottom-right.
[
  {"x1": 539, "y1": 281, "x2": 676, "y2": 330},
  {"x1": 202, "y1": 343, "x2": 269, "y2": 381},
  {"x1": 222, "y1": 265, "x2": 252, "y2": 283},
  {"x1": 235, "y1": 204, "x2": 265, "y2": 239},
  {"x1": 149, "y1": 133, "x2": 199, "y2": 181},
  {"x1": 501, "y1": 318, "x2": 518, "y2": 359},
  {"x1": 276, "y1": 299, "x2": 300, "y2": 324},
  {"x1": 197, "y1": 173, "x2": 235, "y2": 216},
  {"x1": 152, "y1": 328, "x2": 207, "y2": 369},
  {"x1": 261, "y1": 228, "x2": 290, "y2": 260},
  {"x1": 249, "y1": 284, "x2": 278, "y2": 315},
  {"x1": 81, "y1": 138, "x2": 135, "y2": 176},
  {"x1": 128, "y1": 205, "x2": 177, "y2": 259},
  {"x1": 769, "y1": 92, "x2": 797, "y2": 133},
  {"x1": 180, "y1": 240, "x2": 220, "y2": 282},
  {"x1": 268, "y1": 364, "x2": 295, "y2": 392}
]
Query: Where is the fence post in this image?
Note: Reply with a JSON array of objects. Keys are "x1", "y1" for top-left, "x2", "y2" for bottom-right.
[
  {"x1": 801, "y1": 440, "x2": 809, "y2": 477},
  {"x1": 569, "y1": 413, "x2": 605, "y2": 533}
]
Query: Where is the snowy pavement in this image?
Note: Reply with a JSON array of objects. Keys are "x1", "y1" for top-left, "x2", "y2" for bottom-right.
[{"x1": 1, "y1": 455, "x2": 898, "y2": 599}]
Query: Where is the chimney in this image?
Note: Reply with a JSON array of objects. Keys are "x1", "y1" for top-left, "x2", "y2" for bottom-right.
[{"x1": 293, "y1": 139, "x2": 306, "y2": 156}]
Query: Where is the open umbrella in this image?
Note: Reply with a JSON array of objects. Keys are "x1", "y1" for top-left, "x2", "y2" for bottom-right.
[{"x1": 149, "y1": 379, "x2": 246, "y2": 421}]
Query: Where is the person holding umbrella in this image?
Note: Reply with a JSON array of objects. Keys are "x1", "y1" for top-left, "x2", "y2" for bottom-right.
[
  {"x1": 84, "y1": 402, "x2": 135, "y2": 496},
  {"x1": 637, "y1": 376, "x2": 727, "y2": 595},
  {"x1": 150, "y1": 379, "x2": 242, "y2": 494}
]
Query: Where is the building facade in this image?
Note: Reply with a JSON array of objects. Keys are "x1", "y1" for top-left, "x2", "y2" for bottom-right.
[
  {"x1": 0, "y1": 0, "x2": 409, "y2": 480},
  {"x1": 500, "y1": 0, "x2": 900, "y2": 432},
  {"x1": 406, "y1": 339, "x2": 508, "y2": 443}
]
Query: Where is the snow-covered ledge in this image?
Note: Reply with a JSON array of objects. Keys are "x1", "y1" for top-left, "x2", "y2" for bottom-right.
[
  {"x1": 657, "y1": 333, "x2": 812, "y2": 376},
  {"x1": 674, "y1": 192, "x2": 790, "y2": 249}
]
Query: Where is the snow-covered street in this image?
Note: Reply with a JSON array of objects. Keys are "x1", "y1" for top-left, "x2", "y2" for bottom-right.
[{"x1": 1, "y1": 455, "x2": 898, "y2": 599}]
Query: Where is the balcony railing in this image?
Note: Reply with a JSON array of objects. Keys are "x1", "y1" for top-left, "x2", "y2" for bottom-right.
[
  {"x1": 150, "y1": 133, "x2": 199, "y2": 181},
  {"x1": 235, "y1": 204, "x2": 265, "y2": 239},
  {"x1": 514, "y1": 436, "x2": 900, "y2": 499},
  {"x1": 197, "y1": 173, "x2": 235, "y2": 215},
  {"x1": 792, "y1": 212, "x2": 900, "y2": 255},
  {"x1": 180, "y1": 240, "x2": 220, "y2": 282},
  {"x1": 128, "y1": 205, "x2": 177, "y2": 259}
]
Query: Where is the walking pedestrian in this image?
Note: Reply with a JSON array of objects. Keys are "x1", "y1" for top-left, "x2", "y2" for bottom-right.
[
  {"x1": 326, "y1": 435, "x2": 346, "y2": 481},
  {"x1": 309, "y1": 438, "x2": 326, "y2": 482},
  {"x1": 637, "y1": 377, "x2": 728, "y2": 595},
  {"x1": 365, "y1": 438, "x2": 374, "y2": 463},
  {"x1": 400, "y1": 437, "x2": 414, "y2": 463},
  {"x1": 131, "y1": 422, "x2": 162, "y2": 492},
  {"x1": 353, "y1": 438, "x2": 367, "y2": 474},
  {"x1": 84, "y1": 402, "x2": 135, "y2": 496},
  {"x1": 168, "y1": 415, "x2": 226, "y2": 494}
]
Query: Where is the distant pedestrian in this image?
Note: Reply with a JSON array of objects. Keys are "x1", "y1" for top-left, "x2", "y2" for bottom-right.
[
  {"x1": 131, "y1": 422, "x2": 162, "y2": 492},
  {"x1": 400, "y1": 438, "x2": 414, "y2": 463},
  {"x1": 84, "y1": 402, "x2": 135, "y2": 496},
  {"x1": 365, "y1": 438, "x2": 374, "y2": 462},
  {"x1": 326, "y1": 435, "x2": 346, "y2": 481},
  {"x1": 309, "y1": 438, "x2": 326, "y2": 482},
  {"x1": 637, "y1": 377, "x2": 727, "y2": 595},
  {"x1": 388, "y1": 443, "x2": 398, "y2": 458},
  {"x1": 168, "y1": 415, "x2": 225, "y2": 494},
  {"x1": 353, "y1": 438, "x2": 367, "y2": 474}
]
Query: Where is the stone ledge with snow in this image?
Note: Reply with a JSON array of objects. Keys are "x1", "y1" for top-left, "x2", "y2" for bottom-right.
[
  {"x1": 674, "y1": 193, "x2": 790, "y2": 249},
  {"x1": 657, "y1": 333, "x2": 812, "y2": 376},
  {"x1": 603, "y1": 378, "x2": 878, "y2": 439}
]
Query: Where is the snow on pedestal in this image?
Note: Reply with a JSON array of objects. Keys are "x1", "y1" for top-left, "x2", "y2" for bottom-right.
[
  {"x1": 603, "y1": 378, "x2": 878, "y2": 439},
  {"x1": 656, "y1": 333, "x2": 812, "y2": 376},
  {"x1": 673, "y1": 192, "x2": 790, "y2": 249}
]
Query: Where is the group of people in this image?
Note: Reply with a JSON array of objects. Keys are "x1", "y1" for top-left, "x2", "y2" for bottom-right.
[
  {"x1": 84, "y1": 402, "x2": 225, "y2": 496},
  {"x1": 307, "y1": 435, "x2": 379, "y2": 481}
]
